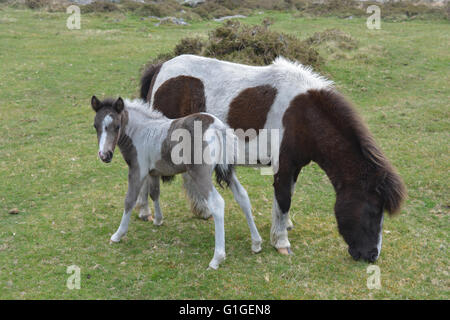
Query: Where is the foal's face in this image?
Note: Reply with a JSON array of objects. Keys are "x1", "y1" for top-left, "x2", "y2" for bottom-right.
[
  {"x1": 91, "y1": 96, "x2": 124, "y2": 163},
  {"x1": 335, "y1": 192, "x2": 384, "y2": 263}
]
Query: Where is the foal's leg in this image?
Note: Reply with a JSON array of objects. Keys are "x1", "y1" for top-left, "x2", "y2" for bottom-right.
[
  {"x1": 207, "y1": 186, "x2": 226, "y2": 270},
  {"x1": 182, "y1": 172, "x2": 212, "y2": 220},
  {"x1": 229, "y1": 172, "x2": 262, "y2": 253},
  {"x1": 149, "y1": 175, "x2": 163, "y2": 226},
  {"x1": 110, "y1": 170, "x2": 145, "y2": 243},
  {"x1": 136, "y1": 175, "x2": 152, "y2": 221}
]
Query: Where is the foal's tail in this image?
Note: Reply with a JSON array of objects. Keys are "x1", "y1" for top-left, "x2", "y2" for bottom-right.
[{"x1": 210, "y1": 118, "x2": 239, "y2": 188}]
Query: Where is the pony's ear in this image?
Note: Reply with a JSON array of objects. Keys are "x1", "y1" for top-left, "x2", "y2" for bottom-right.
[
  {"x1": 91, "y1": 95, "x2": 102, "y2": 112},
  {"x1": 114, "y1": 97, "x2": 124, "y2": 114}
]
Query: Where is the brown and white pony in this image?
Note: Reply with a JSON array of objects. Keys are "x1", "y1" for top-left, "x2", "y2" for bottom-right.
[{"x1": 139, "y1": 54, "x2": 406, "y2": 262}]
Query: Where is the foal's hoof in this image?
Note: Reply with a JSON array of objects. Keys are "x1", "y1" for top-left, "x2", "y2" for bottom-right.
[
  {"x1": 252, "y1": 241, "x2": 262, "y2": 254},
  {"x1": 153, "y1": 219, "x2": 163, "y2": 226},
  {"x1": 277, "y1": 247, "x2": 293, "y2": 255},
  {"x1": 110, "y1": 233, "x2": 122, "y2": 244}
]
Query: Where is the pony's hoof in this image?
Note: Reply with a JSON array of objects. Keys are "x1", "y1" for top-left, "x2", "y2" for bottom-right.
[
  {"x1": 277, "y1": 247, "x2": 293, "y2": 255},
  {"x1": 153, "y1": 219, "x2": 163, "y2": 226},
  {"x1": 140, "y1": 214, "x2": 153, "y2": 222}
]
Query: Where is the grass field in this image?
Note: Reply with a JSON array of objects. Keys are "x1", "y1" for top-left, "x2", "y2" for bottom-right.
[{"x1": 0, "y1": 7, "x2": 448, "y2": 299}]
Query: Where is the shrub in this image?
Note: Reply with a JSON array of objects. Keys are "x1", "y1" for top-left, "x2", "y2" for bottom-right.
[{"x1": 149, "y1": 19, "x2": 322, "y2": 69}]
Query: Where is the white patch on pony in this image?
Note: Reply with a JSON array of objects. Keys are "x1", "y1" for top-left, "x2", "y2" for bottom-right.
[
  {"x1": 376, "y1": 215, "x2": 384, "y2": 258},
  {"x1": 99, "y1": 114, "x2": 113, "y2": 154}
]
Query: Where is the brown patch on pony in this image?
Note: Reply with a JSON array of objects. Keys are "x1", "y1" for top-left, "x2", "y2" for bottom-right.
[
  {"x1": 140, "y1": 63, "x2": 162, "y2": 102},
  {"x1": 158, "y1": 113, "x2": 215, "y2": 173},
  {"x1": 280, "y1": 89, "x2": 406, "y2": 215},
  {"x1": 227, "y1": 85, "x2": 277, "y2": 132},
  {"x1": 153, "y1": 76, "x2": 206, "y2": 118}
]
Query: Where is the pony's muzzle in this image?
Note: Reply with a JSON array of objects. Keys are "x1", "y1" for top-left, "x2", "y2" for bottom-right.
[
  {"x1": 99, "y1": 150, "x2": 113, "y2": 163},
  {"x1": 348, "y1": 247, "x2": 379, "y2": 263}
]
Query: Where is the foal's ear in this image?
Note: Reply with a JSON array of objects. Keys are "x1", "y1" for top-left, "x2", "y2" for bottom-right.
[
  {"x1": 114, "y1": 97, "x2": 124, "y2": 114},
  {"x1": 91, "y1": 95, "x2": 102, "y2": 112}
]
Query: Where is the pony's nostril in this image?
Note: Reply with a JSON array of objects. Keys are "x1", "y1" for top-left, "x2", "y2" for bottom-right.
[
  {"x1": 367, "y1": 248, "x2": 378, "y2": 262},
  {"x1": 348, "y1": 247, "x2": 361, "y2": 261}
]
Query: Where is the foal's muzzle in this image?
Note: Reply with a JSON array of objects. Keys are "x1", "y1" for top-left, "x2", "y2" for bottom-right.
[{"x1": 99, "y1": 151, "x2": 113, "y2": 163}]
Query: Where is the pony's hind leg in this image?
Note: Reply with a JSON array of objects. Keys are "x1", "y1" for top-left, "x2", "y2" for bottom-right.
[
  {"x1": 149, "y1": 176, "x2": 163, "y2": 226},
  {"x1": 229, "y1": 172, "x2": 262, "y2": 253},
  {"x1": 136, "y1": 175, "x2": 152, "y2": 221}
]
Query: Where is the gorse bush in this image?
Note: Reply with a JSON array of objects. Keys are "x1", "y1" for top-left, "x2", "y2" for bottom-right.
[{"x1": 149, "y1": 19, "x2": 322, "y2": 68}]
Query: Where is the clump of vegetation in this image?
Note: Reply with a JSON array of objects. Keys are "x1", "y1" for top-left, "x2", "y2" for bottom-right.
[
  {"x1": 122, "y1": 0, "x2": 186, "y2": 18},
  {"x1": 14, "y1": 0, "x2": 450, "y2": 21},
  {"x1": 173, "y1": 37, "x2": 205, "y2": 56},
  {"x1": 297, "y1": 0, "x2": 364, "y2": 18},
  {"x1": 380, "y1": 1, "x2": 449, "y2": 21},
  {"x1": 23, "y1": 0, "x2": 69, "y2": 12},
  {"x1": 150, "y1": 19, "x2": 322, "y2": 68},
  {"x1": 305, "y1": 28, "x2": 359, "y2": 51},
  {"x1": 83, "y1": 1, "x2": 120, "y2": 13}
]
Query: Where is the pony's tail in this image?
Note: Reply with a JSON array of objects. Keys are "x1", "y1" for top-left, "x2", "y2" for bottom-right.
[{"x1": 140, "y1": 63, "x2": 162, "y2": 101}]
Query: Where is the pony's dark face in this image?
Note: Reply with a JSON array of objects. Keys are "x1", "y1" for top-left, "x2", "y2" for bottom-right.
[
  {"x1": 335, "y1": 192, "x2": 384, "y2": 263},
  {"x1": 91, "y1": 96, "x2": 124, "y2": 163}
]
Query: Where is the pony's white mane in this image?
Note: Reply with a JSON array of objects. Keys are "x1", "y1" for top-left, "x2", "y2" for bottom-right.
[
  {"x1": 271, "y1": 56, "x2": 334, "y2": 89},
  {"x1": 124, "y1": 98, "x2": 166, "y2": 120}
]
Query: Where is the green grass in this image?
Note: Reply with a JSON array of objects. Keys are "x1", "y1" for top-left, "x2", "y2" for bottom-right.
[{"x1": 0, "y1": 7, "x2": 449, "y2": 299}]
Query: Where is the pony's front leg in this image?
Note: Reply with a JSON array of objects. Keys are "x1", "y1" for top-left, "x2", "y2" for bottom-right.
[
  {"x1": 110, "y1": 169, "x2": 145, "y2": 243},
  {"x1": 149, "y1": 175, "x2": 163, "y2": 226},
  {"x1": 207, "y1": 187, "x2": 226, "y2": 270},
  {"x1": 270, "y1": 162, "x2": 301, "y2": 255}
]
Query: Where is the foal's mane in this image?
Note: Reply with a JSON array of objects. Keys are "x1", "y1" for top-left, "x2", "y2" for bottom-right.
[
  {"x1": 309, "y1": 89, "x2": 406, "y2": 214},
  {"x1": 124, "y1": 98, "x2": 166, "y2": 120}
]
